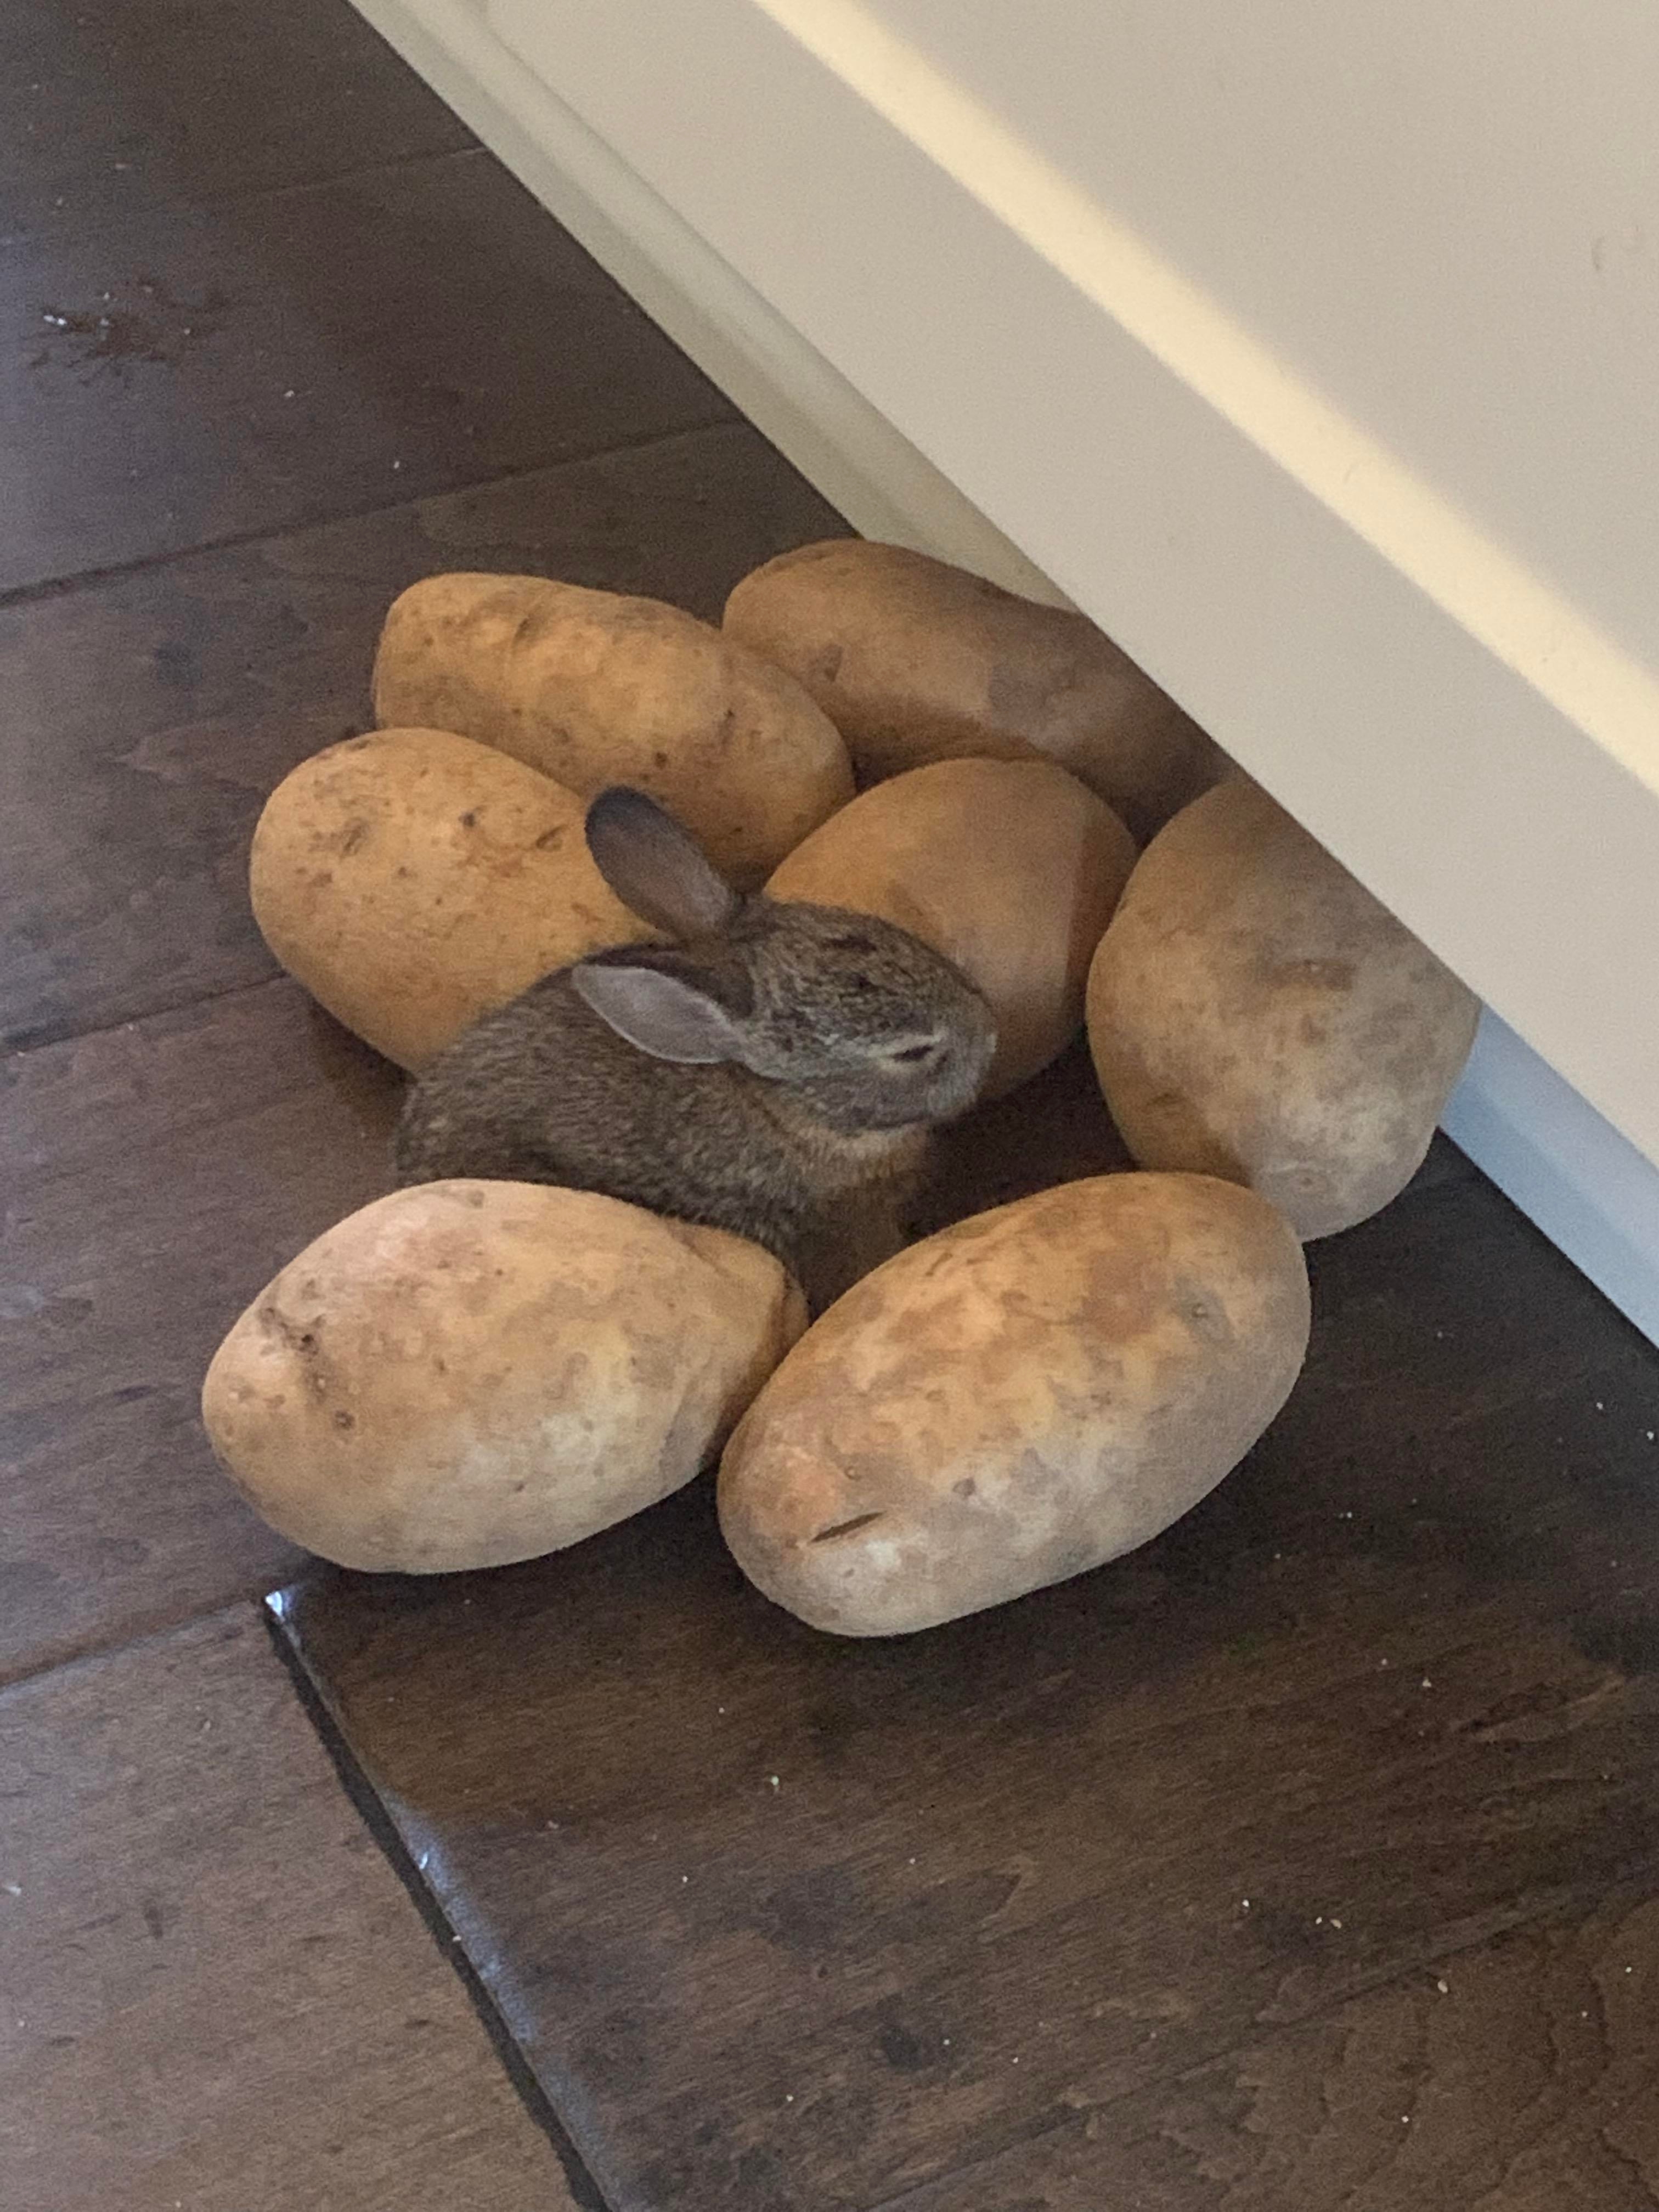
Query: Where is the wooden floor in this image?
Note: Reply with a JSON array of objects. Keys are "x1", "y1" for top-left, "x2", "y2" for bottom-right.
[
  {"x1": 1, "y1": 3, "x2": 821, "y2": 2204},
  {"x1": 7, "y1": 4, "x2": 1659, "y2": 2208}
]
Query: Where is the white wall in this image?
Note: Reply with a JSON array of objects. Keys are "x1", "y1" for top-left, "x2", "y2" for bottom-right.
[
  {"x1": 346, "y1": 0, "x2": 1659, "y2": 1340},
  {"x1": 872, "y1": 0, "x2": 1659, "y2": 675},
  {"x1": 482, "y1": 0, "x2": 1659, "y2": 1187}
]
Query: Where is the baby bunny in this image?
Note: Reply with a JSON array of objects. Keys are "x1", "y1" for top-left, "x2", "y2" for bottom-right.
[{"x1": 394, "y1": 785, "x2": 996, "y2": 1311}]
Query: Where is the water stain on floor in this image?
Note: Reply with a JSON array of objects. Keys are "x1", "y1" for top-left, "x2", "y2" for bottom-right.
[{"x1": 32, "y1": 275, "x2": 230, "y2": 375}]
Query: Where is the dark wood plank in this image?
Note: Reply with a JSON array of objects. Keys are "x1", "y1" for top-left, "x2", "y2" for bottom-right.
[
  {"x1": 275, "y1": 1168, "x2": 1659, "y2": 2211},
  {"x1": 0, "y1": 981, "x2": 405, "y2": 1683},
  {"x1": 874, "y1": 1882, "x2": 1659, "y2": 2209},
  {"x1": 0, "y1": 421, "x2": 843, "y2": 1053},
  {"x1": 0, "y1": 1605, "x2": 585, "y2": 2210},
  {"x1": 2, "y1": 0, "x2": 473, "y2": 241},
  {"x1": 0, "y1": 145, "x2": 732, "y2": 596}
]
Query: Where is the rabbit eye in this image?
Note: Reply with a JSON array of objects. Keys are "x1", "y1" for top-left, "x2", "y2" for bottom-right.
[{"x1": 888, "y1": 1041, "x2": 939, "y2": 1065}]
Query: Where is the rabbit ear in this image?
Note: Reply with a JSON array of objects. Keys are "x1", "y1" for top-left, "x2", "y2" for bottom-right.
[
  {"x1": 584, "y1": 786, "x2": 738, "y2": 939},
  {"x1": 571, "y1": 952, "x2": 748, "y2": 1065}
]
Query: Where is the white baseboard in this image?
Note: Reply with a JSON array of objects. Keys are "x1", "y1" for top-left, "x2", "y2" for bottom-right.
[
  {"x1": 1442, "y1": 1014, "x2": 1659, "y2": 1347},
  {"x1": 348, "y1": 0, "x2": 1659, "y2": 1349}
]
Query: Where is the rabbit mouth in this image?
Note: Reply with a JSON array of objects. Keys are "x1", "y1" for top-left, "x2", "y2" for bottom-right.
[{"x1": 797, "y1": 1075, "x2": 985, "y2": 1137}]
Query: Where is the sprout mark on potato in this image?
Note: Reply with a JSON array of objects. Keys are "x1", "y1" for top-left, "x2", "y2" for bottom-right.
[
  {"x1": 257, "y1": 1302, "x2": 319, "y2": 1358},
  {"x1": 810, "y1": 1511, "x2": 886, "y2": 1544}
]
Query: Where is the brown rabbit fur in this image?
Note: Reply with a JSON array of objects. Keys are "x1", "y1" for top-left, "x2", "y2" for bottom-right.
[{"x1": 393, "y1": 786, "x2": 996, "y2": 1312}]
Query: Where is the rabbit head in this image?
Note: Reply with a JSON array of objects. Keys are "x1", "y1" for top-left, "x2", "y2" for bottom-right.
[{"x1": 570, "y1": 786, "x2": 996, "y2": 1134}]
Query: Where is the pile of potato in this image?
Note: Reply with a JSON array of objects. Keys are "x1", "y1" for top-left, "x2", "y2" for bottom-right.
[{"x1": 204, "y1": 543, "x2": 1480, "y2": 1635}]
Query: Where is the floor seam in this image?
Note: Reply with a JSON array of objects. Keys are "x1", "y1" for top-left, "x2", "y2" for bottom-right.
[
  {"x1": 0, "y1": 1593, "x2": 279, "y2": 1704},
  {"x1": 0, "y1": 968, "x2": 300, "y2": 1067},
  {"x1": 0, "y1": 137, "x2": 489, "y2": 251},
  {"x1": 262, "y1": 1605, "x2": 619, "y2": 2212},
  {"x1": 0, "y1": 413, "x2": 738, "y2": 615}
]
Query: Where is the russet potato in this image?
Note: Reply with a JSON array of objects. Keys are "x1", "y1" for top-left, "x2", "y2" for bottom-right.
[
  {"x1": 203, "y1": 1182, "x2": 807, "y2": 1573},
  {"x1": 719, "y1": 1172, "x2": 1309, "y2": 1635},
  {"x1": 767, "y1": 757, "x2": 1135, "y2": 1097},
  {"x1": 373, "y1": 572, "x2": 854, "y2": 886},
  {"x1": 1086, "y1": 778, "x2": 1481, "y2": 1237},
  {"x1": 724, "y1": 539, "x2": 1225, "y2": 842},
  {"x1": 249, "y1": 726, "x2": 648, "y2": 1070}
]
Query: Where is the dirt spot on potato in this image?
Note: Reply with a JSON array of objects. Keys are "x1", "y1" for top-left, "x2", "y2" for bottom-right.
[
  {"x1": 258, "y1": 1302, "x2": 316, "y2": 1357},
  {"x1": 256, "y1": 1302, "x2": 341, "y2": 1403},
  {"x1": 1169, "y1": 1275, "x2": 1237, "y2": 1350}
]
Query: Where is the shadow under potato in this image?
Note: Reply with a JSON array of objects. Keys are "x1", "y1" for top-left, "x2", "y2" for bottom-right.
[
  {"x1": 909, "y1": 1036, "x2": 1135, "y2": 1238},
  {"x1": 301, "y1": 997, "x2": 408, "y2": 1143}
]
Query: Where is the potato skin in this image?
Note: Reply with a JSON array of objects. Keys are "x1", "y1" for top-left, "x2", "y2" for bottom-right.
[
  {"x1": 249, "y1": 727, "x2": 648, "y2": 1070},
  {"x1": 719, "y1": 1172, "x2": 1309, "y2": 1636},
  {"x1": 766, "y1": 757, "x2": 1135, "y2": 1097},
  {"x1": 724, "y1": 540, "x2": 1226, "y2": 843},
  {"x1": 372, "y1": 573, "x2": 854, "y2": 887},
  {"x1": 202, "y1": 1182, "x2": 807, "y2": 1572},
  {"x1": 1086, "y1": 778, "x2": 1482, "y2": 1239}
]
